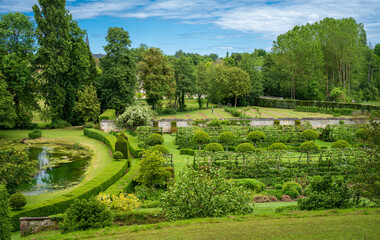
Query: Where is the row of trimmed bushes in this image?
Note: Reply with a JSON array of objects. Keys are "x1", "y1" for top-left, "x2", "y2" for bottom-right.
[
  {"x1": 295, "y1": 106, "x2": 357, "y2": 115},
  {"x1": 253, "y1": 97, "x2": 380, "y2": 112},
  {"x1": 99, "y1": 109, "x2": 117, "y2": 122},
  {"x1": 84, "y1": 128, "x2": 117, "y2": 153},
  {"x1": 125, "y1": 133, "x2": 144, "y2": 158},
  {"x1": 113, "y1": 208, "x2": 165, "y2": 225}
]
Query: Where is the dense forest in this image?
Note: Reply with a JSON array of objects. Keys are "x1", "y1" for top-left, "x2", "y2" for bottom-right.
[{"x1": 0, "y1": 0, "x2": 379, "y2": 128}]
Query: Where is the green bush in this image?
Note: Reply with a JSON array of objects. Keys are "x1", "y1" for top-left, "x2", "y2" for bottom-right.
[
  {"x1": 301, "y1": 129, "x2": 319, "y2": 141},
  {"x1": 113, "y1": 151, "x2": 124, "y2": 160},
  {"x1": 99, "y1": 109, "x2": 116, "y2": 122},
  {"x1": 233, "y1": 179, "x2": 265, "y2": 193},
  {"x1": 115, "y1": 105, "x2": 153, "y2": 130},
  {"x1": 282, "y1": 181, "x2": 302, "y2": 193},
  {"x1": 45, "y1": 119, "x2": 71, "y2": 129},
  {"x1": 193, "y1": 131, "x2": 211, "y2": 150},
  {"x1": 117, "y1": 132, "x2": 129, "y2": 141},
  {"x1": 28, "y1": 129, "x2": 42, "y2": 139},
  {"x1": 147, "y1": 133, "x2": 164, "y2": 146},
  {"x1": 136, "y1": 150, "x2": 170, "y2": 187},
  {"x1": 84, "y1": 128, "x2": 117, "y2": 153},
  {"x1": 284, "y1": 186, "x2": 300, "y2": 199},
  {"x1": 0, "y1": 184, "x2": 12, "y2": 239},
  {"x1": 204, "y1": 143, "x2": 223, "y2": 152},
  {"x1": 113, "y1": 209, "x2": 165, "y2": 225},
  {"x1": 236, "y1": 143, "x2": 255, "y2": 152},
  {"x1": 331, "y1": 140, "x2": 351, "y2": 149},
  {"x1": 218, "y1": 132, "x2": 236, "y2": 151},
  {"x1": 161, "y1": 166, "x2": 254, "y2": 220},
  {"x1": 274, "y1": 184, "x2": 282, "y2": 190},
  {"x1": 115, "y1": 137, "x2": 129, "y2": 161},
  {"x1": 268, "y1": 142, "x2": 287, "y2": 151},
  {"x1": 179, "y1": 149, "x2": 195, "y2": 156},
  {"x1": 84, "y1": 122, "x2": 94, "y2": 128},
  {"x1": 138, "y1": 141, "x2": 146, "y2": 149},
  {"x1": 9, "y1": 192, "x2": 27, "y2": 210},
  {"x1": 60, "y1": 198, "x2": 112, "y2": 233},
  {"x1": 355, "y1": 128, "x2": 368, "y2": 141},
  {"x1": 247, "y1": 131, "x2": 266, "y2": 148},
  {"x1": 299, "y1": 141, "x2": 320, "y2": 152},
  {"x1": 150, "y1": 145, "x2": 169, "y2": 154}
]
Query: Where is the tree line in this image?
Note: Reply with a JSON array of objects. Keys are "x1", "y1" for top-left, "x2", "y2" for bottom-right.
[{"x1": 1, "y1": 0, "x2": 379, "y2": 128}]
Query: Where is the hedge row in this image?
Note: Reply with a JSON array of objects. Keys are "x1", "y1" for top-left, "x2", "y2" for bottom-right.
[
  {"x1": 125, "y1": 133, "x2": 144, "y2": 158},
  {"x1": 99, "y1": 109, "x2": 117, "y2": 122},
  {"x1": 84, "y1": 128, "x2": 117, "y2": 153},
  {"x1": 113, "y1": 208, "x2": 165, "y2": 225},
  {"x1": 295, "y1": 106, "x2": 357, "y2": 115},
  {"x1": 253, "y1": 97, "x2": 380, "y2": 112}
]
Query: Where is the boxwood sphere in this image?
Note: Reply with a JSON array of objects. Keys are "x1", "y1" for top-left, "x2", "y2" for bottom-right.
[
  {"x1": 204, "y1": 143, "x2": 224, "y2": 152},
  {"x1": 299, "y1": 141, "x2": 320, "y2": 152},
  {"x1": 247, "y1": 131, "x2": 266, "y2": 142},
  {"x1": 150, "y1": 145, "x2": 169, "y2": 154},
  {"x1": 301, "y1": 129, "x2": 319, "y2": 141},
  {"x1": 147, "y1": 133, "x2": 164, "y2": 146},
  {"x1": 236, "y1": 143, "x2": 255, "y2": 152},
  {"x1": 268, "y1": 142, "x2": 288, "y2": 151},
  {"x1": 331, "y1": 140, "x2": 351, "y2": 149},
  {"x1": 10, "y1": 192, "x2": 27, "y2": 210},
  {"x1": 193, "y1": 131, "x2": 211, "y2": 144}
]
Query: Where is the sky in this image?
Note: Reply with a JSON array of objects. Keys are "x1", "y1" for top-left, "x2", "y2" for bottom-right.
[{"x1": 1, "y1": 0, "x2": 379, "y2": 57}]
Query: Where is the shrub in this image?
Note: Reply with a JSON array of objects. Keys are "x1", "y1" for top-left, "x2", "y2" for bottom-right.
[
  {"x1": 218, "y1": 132, "x2": 236, "y2": 151},
  {"x1": 115, "y1": 137, "x2": 129, "y2": 159},
  {"x1": 147, "y1": 133, "x2": 164, "y2": 146},
  {"x1": 274, "y1": 184, "x2": 282, "y2": 190},
  {"x1": 9, "y1": 192, "x2": 27, "y2": 210},
  {"x1": 204, "y1": 143, "x2": 223, "y2": 152},
  {"x1": 97, "y1": 192, "x2": 140, "y2": 212},
  {"x1": 301, "y1": 129, "x2": 319, "y2": 141},
  {"x1": 161, "y1": 166, "x2": 254, "y2": 220},
  {"x1": 247, "y1": 131, "x2": 266, "y2": 148},
  {"x1": 193, "y1": 131, "x2": 211, "y2": 150},
  {"x1": 331, "y1": 140, "x2": 351, "y2": 149},
  {"x1": 284, "y1": 186, "x2": 300, "y2": 199},
  {"x1": 208, "y1": 119, "x2": 222, "y2": 127},
  {"x1": 299, "y1": 141, "x2": 320, "y2": 152},
  {"x1": 233, "y1": 179, "x2": 265, "y2": 193},
  {"x1": 99, "y1": 109, "x2": 116, "y2": 122},
  {"x1": 150, "y1": 145, "x2": 169, "y2": 154},
  {"x1": 136, "y1": 150, "x2": 170, "y2": 187},
  {"x1": 161, "y1": 107, "x2": 176, "y2": 115},
  {"x1": 118, "y1": 132, "x2": 129, "y2": 141},
  {"x1": 28, "y1": 129, "x2": 42, "y2": 139},
  {"x1": 84, "y1": 122, "x2": 94, "y2": 128},
  {"x1": 138, "y1": 141, "x2": 146, "y2": 149},
  {"x1": 134, "y1": 185, "x2": 165, "y2": 201},
  {"x1": 60, "y1": 198, "x2": 112, "y2": 233},
  {"x1": 355, "y1": 128, "x2": 368, "y2": 141},
  {"x1": 295, "y1": 120, "x2": 301, "y2": 126},
  {"x1": 115, "y1": 105, "x2": 153, "y2": 130},
  {"x1": 268, "y1": 142, "x2": 287, "y2": 151},
  {"x1": 264, "y1": 190, "x2": 283, "y2": 200},
  {"x1": 45, "y1": 119, "x2": 71, "y2": 129},
  {"x1": 282, "y1": 181, "x2": 302, "y2": 193},
  {"x1": 236, "y1": 143, "x2": 255, "y2": 152},
  {"x1": 113, "y1": 151, "x2": 123, "y2": 160},
  {"x1": 0, "y1": 184, "x2": 12, "y2": 239}
]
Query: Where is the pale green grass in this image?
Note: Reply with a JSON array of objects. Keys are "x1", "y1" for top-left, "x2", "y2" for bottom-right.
[{"x1": 0, "y1": 128, "x2": 113, "y2": 205}]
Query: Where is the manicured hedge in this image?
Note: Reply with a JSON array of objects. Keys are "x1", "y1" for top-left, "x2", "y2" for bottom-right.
[
  {"x1": 113, "y1": 208, "x2": 165, "y2": 225},
  {"x1": 125, "y1": 134, "x2": 144, "y2": 158},
  {"x1": 253, "y1": 97, "x2": 380, "y2": 112},
  {"x1": 84, "y1": 128, "x2": 117, "y2": 153},
  {"x1": 99, "y1": 109, "x2": 116, "y2": 122},
  {"x1": 179, "y1": 149, "x2": 196, "y2": 156}
]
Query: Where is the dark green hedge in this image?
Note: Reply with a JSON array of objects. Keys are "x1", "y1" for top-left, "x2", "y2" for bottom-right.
[
  {"x1": 113, "y1": 209, "x2": 165, "y2": 225},
  {"x1": 99, "y1": 109, "x2": 116, "y2": 122},
  {"x1": 125, "y1": 134, "x2": 144, "y2": 158},
  {"x1": 84, "y1": 128, "x2": 117, "y2": 153},
  {"x1": 253, "y1": 98, "x2": 380, "y2": 112}
]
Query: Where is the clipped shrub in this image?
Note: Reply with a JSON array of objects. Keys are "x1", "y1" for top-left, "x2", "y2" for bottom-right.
[
  {"x1": 60, "y1": 198, "x2": 112, "y2": 233},
  {"x1": 284, "y1": 186, "x2": 300, "y2": 199},
  {"x1": 28, "y1": 129, "x2": 42, "y2": 139},
  {"x1": 233, "y1": 179, "x2": 265, "y2": 193},
  {"x1": 99, "y1": 109, "x2": 116, "y2": 122},
  {"x1": 113, "y1": 151, "x2": 124, "y2": 160},
  {"x1": 138, "y1": 141, "x2": 146, "y2": 149},
  {"x1": 193, "y1": 131, "x2": 211, "y2": 150},
  {"x1": 299, "y1": 141, "x2": 320, "y2": 152},
  {"x1": 218, "y1": 132, "x2": 236, "y2": 151},
  {"x1": 301, "y1": 129, "x2": 319, "y2": 141},
  {"x1": 150, "y1": 145, "x2": 169, "y2": 154},
  {"x1": 282, "y1": 181, "x2": 302, "y2": 193},
  {"x1": 147, "y1": 133, "x2": 164, "y2": 146},
  {"x1": 331, "y1": 140, "x2": 351, "y2": 149},
  {"x1": 9, "y1": 192, "x2": 27, "y2": 210},
  {"x1": 236, "y1": 143, "x2": 255, "y2": 152},
  {"x1": 137, "y1": 150, "x2": 170, "y2": 187},
  {"x1": 355, "y1": 128, "x2": 368, "y2": 141},
  {"x1": 115, "y1": 137, "x2": 129, "y2": 159},
  {"x1": 204, "y1": 143, "x2": 223, "y2": 152},
  {"x1": 0, "y1": 184, "x2": 12, "y2": 239},
  {"x1": 117, "y1": 132, "x2": 129, "y2": 141},
  {"x1": 247, "y1": 131, "x2": 266, "y2": 148},
  {"x1": 84, "y1": 122, "x2": 94, "y2": 128},
  {"x1": 268, "y1": 142, "x2": 287, "y2": 151}
]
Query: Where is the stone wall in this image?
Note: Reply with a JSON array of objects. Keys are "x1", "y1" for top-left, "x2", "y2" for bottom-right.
[
  {"x1": 100, "y1": 117, "x2": 373, "y2": 133},
  {"x1": 20, "y1": 217, "x2": 58, "y2": 236}
]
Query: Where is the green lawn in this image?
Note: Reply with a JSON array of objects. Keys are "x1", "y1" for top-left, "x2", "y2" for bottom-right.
[
  {"x1": 0, "y1": 128, "x2": 113, "y2": 205},
  {"x1": 15, "y1": 208, "x2": 380, "y2": 240}
]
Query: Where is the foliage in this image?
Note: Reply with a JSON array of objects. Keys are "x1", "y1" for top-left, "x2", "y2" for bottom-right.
[
  {"x1": 97, "y1": 27, "x2": 137, "y2": 114},
  {"x1": 355, "y1": 128, "x2": 368, "y2": 141},
  {"x1": 113, "y1": 151, "x2": 123, "y2": 160},
  {"x1": 97, "y1": 192, "x2": 140, "y2": 212},
  {"x1": 331, "y1": 140, "x2": 351, "y2": 149},
  {"x1": 299, "y1": 141, "x2": 320, "y2": 152},
  {"x1": 147, "y1": 133, "x2": 164, "y2": 146},
  {"x1": 298, "y1": 175, "x2": 351, "y2": 210},
  {"x1": 282, "y1": 182, "x2": 302, "y2": 194},
  {"x1": 99, "y1": 109, "x2": 116, "y2": 122},
  {"x1": 268, "y1": 142, "x2": 288, "y2": 151},
  {"x1": 115, "y1": 104, "x2": 153, "y2": 130},
  {"x1": 9, "y1": 192, "x2": 27, "y2": 210},
  {"x1": 224, "y1": 67, "x2": 252, "y2": 107},
  {"x1": 83, "y1": 128, "x2": 117, "y2": 153},
  {"x1": 193, "y1": 131, "x2": 211, "y2": 150},
  {"x1": 218, "y1": 131, "x2": 236, "y2": 151},
  {"x1": 73, "y1": 85, "x2": 100, "y2": 123},
  {"x1": 247, "y1": 131, "x2": 266, "y2": 148},
  {"x1": 173, "y1": 55, "x2": 196, "y2": 110},
  {"x1": 28, "y1": 129, "x2": 42, "y2": 139},
  {"x1": 115, "y1": 137, "x2": 129, "y2": 159},
  {"x1": 150, "y1": 145, "x2": 169, "y2": 154},
  {"x1": 236, "y1": 143, "x2": 255, "y2": 152},
  {"x1": 161, "y1": 166, "x2": 254, "y2": 220},
  {"x1": 45, "y1": 119, "x2": 72, "y2": 129},
  {"x1": 301, "y1": 129, "x2": 319, "y2": 141},
  {"x1": 84, "y1": 122, "x2": 94, "y2": 128},
  {"x1": 136, "y1": 150, "x2": 170, "y2": 187},
  {"x1": 0, "y1": 75, "x2": 17, "y2": 128},
  {"x1": 0, "y1": 184, "x2": 12, "y2": 239},
  {"x1": 60, "y1": 198, "x2": 112, "y2": 233},
  {"x1": 233, "y1": 179, "x2": 265, "y2": 193},
  {"x1": 204, "y1": 143, "x2": 223, "y2": 152},
  {"x1": 224, "y1": 107, "x2": 249, "y2": 118}
]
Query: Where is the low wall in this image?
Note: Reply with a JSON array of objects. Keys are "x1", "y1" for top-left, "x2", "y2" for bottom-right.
[
  {"x1": 101, "y1": 117, "x2": 372, "y2": 133},
  {"x1": 20, "y1": 217, "x2": 58, "y2": 236}
]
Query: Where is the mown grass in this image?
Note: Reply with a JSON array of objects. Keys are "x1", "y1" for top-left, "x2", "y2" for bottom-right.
[{"x1": 15, "y1": 208, "x2": 380, "y2": 240}]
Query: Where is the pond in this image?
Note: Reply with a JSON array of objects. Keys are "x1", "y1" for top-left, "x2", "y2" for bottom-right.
[{"x1": 18, "y1": 144, "x2": 92, "y2": 196}]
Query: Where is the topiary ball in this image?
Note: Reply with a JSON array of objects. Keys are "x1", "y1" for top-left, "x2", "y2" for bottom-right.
[
  {"x1": 147, "y1": 133, "x2": 164, "y2": 146},
  {"x1": 150, "y1": 145, "x2": 169, "y2": 154},
  {"x1": 28, "y1": 129, "x2": 42, "y2": 139},
  {"x1": 113, "y1": 151, "x2": 124, "y2": 160},
  {"x1": 204, "y1": 143, "x2": 223, "y2": 152},
  {"x1": 268, "y1": 142, "x2": 288, "y2": 151},
  {"x1": 218, "y1": 132, "x2": 236, "y2": 145},
  {"x1": 282, "y1": 181, "x2": 302, "y2": 193},
  {"x1": 331, "y1": 140, "x2": 351, "y2": 149},
  {"x1": 355, "y1": 128, "x2": 368, "y2": 141},
  {"x1": 10, "y1": 192, "x2": 27, "y2": 210},
  {"x1": 247, "y1": 131, "x2": 266, "y2": 142},
  {"x1": 299, "y1": 141, "x2": 320, "y2": 152},
  {"x1": 84, "y1": 122, "x2": 94, "y2": 128},
  {"x1": 193, "y1": 131, "x2": 211, "y2": 145},
  {"x1": 301, "y1": 129, "x2": 319, "y2": 141},
  {"x1": 236, "y1": 143, "x2": 255, "y2": 152}
]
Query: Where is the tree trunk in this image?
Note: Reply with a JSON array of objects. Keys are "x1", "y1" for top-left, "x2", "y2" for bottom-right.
[{"x1": 234, "y1": 96, "x2": 237, "y2": 107}]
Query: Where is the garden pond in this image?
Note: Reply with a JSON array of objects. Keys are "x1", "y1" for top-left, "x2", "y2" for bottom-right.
[{"x1": 18, "y1": 143, "x2": 92, "y2": 195}]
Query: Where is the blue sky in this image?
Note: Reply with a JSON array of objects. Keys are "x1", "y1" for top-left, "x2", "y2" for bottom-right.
[{"x1": 1, "y1": 0, "x2": 379, "y2": 56}]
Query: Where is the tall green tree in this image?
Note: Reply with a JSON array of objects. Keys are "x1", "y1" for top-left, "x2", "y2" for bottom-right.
[
  {"x1": 173, "y1": 56, "x2": 195, "y2": 110},
  {"x1": 224, "y1": 67, "x2": 251, "y2": 107},
  {"x1": 194, "y1": 61, "x2": 212, "y2": 108},
  {"x1": 0, "y1": 184, "x2": 12, "y2": 239},
  {"x1": 98, "y1": 27, "x2": 137, "y2": 114},
  {"x1": 0, "y1": 72, "x2": 17, "y2": 128},
  {"x1": 0, "y1": 12, "x2": 37, "y2": 127},
  {"x1": 73, "y1": 85, "x2": 100, "y2": 123},
  {"x1": 138, "y1": 47, "x2": 175, "y2": 110}
]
